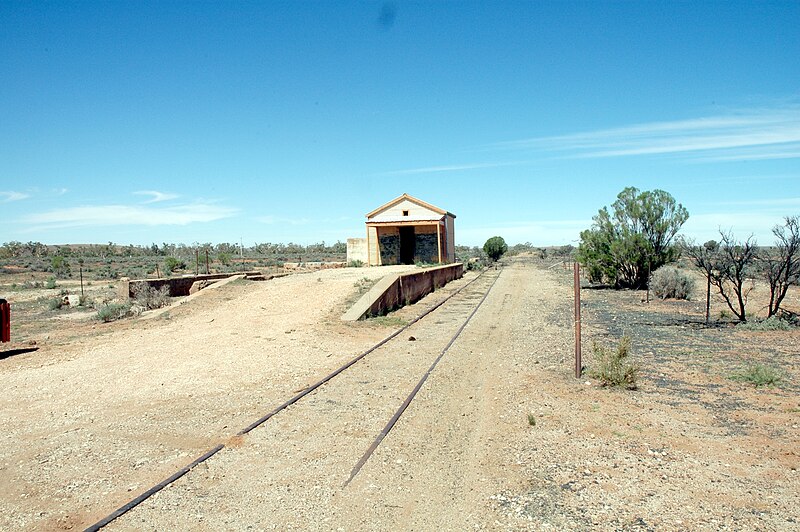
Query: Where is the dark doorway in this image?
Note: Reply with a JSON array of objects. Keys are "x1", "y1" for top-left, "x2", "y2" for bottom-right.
[{"x1": 399, "y1": 226, "x2": 416, "y2": 264}]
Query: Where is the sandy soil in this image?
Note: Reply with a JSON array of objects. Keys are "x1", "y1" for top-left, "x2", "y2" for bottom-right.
[{"x1": 1, "y1": 258, "x2": 797, "y2": 530}]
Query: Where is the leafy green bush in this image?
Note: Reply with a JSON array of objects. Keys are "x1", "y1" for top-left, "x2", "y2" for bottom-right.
[
  {"x1": 589, "y1": 336, "x2": 638, "y2": 389},
  {"x1": 164, "y1": 256, "x2": 186, "y2": 273},
  {"x1": 649, "y1": 265, "x2": 695, "y2": 300},
  {"x1": 45, "y1": 276, "x2": 57, "y2": 289},
  {"x1": 217, "y1": 252, "x2": 232, "y2": 266},
  {"x1": 483, "y1": 236, "x2": 508, "y2": 262},
  {"x1": 348, "y1": 259, "x2": 364, "y2": 268},
  {"x1": 96, "y1": 302, "x2": 131, "y2": 322},
  {"x1": 729, "y1": 364, "x2": 782, "y2": 387},
  {"x1": 577, "y1": 187, "x2": 688, "y2": 288},
  {"x1": 50, "y1": 255, "x2": 71, "y2": 278}
]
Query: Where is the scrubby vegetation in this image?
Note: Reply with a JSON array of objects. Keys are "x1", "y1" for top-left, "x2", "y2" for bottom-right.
[
  {"x1": 483, "y1": 236, "x2": 508, "y2": 262},
  {"x1": 683, "y1": 216, "x2": 800, "y2": 323},
  {"x1": 729, "y1": 364, "x2": 782, "y2": 387},
  {"x1": 96, "y1": 302, "x2": 132, "y2": 322},
  {"x1": 736, "y1": 316, "x2": 793, "y2": 331},
  {"x1": 649, "y1": 265, "x2": 695, "y2": 300},
  {"x1": 0, "y1": 240, "x2": 349, "y2": 282},
  {"x1": 589, "y1": 336, "x2": 638, "y2": 389},
  {"x1": 577, "y1": 187, "x2": 688, "y2": 289},
  {"x1": 131, "y1": 284, "x2": 171, "y2": 310}
]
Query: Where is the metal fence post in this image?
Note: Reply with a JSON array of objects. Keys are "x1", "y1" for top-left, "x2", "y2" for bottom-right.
[{"x1": 574, "y1": 262, "x2": 582, "y2": 378}]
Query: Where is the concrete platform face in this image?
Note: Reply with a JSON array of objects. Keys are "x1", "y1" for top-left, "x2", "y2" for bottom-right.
[{"x1": 341, "y1": 263, "x2": 464, "y2": 321}]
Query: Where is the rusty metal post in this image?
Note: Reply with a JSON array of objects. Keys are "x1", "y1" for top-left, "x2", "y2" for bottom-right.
[
  {"x1": 574, "y1": 262, "x2": 582, "y2": 378},
  {"x1": 0, "y1": 299, "x2": 10, "y2": 343}
]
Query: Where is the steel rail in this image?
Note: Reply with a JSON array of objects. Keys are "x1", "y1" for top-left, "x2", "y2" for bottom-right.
[
  {"x1": 84, "y1": 267, "x2": 490, "y2": 531},
  {"x1": 344, "y1": 268, "x2": 501, "y2": 486}
]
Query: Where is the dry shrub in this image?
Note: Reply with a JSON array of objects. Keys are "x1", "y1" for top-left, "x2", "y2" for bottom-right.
[
  {"x1": 649, "y1": 265, "x2": 694, "y2": 300},
  {"x1": 132, "y1": 284, "x2": 171, "y2": 310},
  {"x1": 96, "y1": 302, "x2": 131, "y2": 322},
  {"x1": 589, "y1": 336, "x2": 638, "y2": 389}
]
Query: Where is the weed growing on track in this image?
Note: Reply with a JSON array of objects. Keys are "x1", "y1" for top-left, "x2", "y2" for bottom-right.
[
  {"x1": 371, "y1": 315, "x2": 409, "y2": 327},
  {"x1": 588, "y1": 336, "x2": 638, "y2": 389},
  {"x1": 729, "y1": 364, "x2": 782, "y2": 387},
  {"x1": 527, "y1": 413, "x2": 537, "y2": 426}
]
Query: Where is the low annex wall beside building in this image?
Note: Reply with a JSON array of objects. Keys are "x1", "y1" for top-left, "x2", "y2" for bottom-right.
[
  {"x1": 342, "y1": 263, "x2": 465, "y2": 321},
  {"x1": 346, "y1": 238, "x2": 368, "y2": 265}
]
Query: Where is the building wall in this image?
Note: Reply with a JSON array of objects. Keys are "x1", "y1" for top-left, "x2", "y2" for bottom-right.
[
  {"x1": 377, "y1": 226, "x2": 400, "y2": 265},
  {"x1": 370, "y1": 198, "x2": 442, "y2": 222},
  {"x1": 367, "y1": 225, "x2": 380, "y2": 265},
  {"x1": 374, "y1": 224, "x2": 443, "y2": 265},
  {"x1": 414, "y1": 224, "x2": 439, "y2": 263},
  {"x1": 445, "y1": 214, "x2": 456, "y2": 262},
  {"x1": 346, "y1": 238, "x2": 368, "y2": 264}
]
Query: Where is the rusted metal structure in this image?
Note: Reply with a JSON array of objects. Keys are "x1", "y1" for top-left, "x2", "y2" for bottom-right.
[
  {"x1": 574, "y1": 263, "x2": 582, "y2": 378},
  {"x1": 0, "y1": 299, "x2": 9, "y2": 343}
]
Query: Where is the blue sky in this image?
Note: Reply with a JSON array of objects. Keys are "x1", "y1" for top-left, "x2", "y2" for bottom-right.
[{"x1": 1, "y1": 1, "x2": 798, "y2": 247}]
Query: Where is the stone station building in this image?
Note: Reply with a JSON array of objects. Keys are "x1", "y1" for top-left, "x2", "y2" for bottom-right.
[{"x1": 348, "y1": 193, "x2": 456, "y2": 266}]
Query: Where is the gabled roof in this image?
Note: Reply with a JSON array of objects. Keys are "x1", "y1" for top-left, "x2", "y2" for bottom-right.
[{"x1": 366, "y1": 193, "x2": 455, "y2": 219}]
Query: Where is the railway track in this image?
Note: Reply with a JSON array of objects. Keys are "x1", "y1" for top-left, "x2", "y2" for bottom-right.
[{"x1": 86, "y1": 266, "x2": 502, "y2": 531}]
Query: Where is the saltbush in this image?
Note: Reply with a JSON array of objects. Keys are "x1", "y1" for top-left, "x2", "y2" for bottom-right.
[
  {"x1": 131, "y1": 284, "x2": 171, "y2": 310},
  {"x1": 649, "y1": 265, "x2": 694, "y2": 300},
  {"x1": 737, "y1": 316, "x2": 792, "y2": 331},
  {"x1": 96, "y1": 302, "x2": 131, "y2": 322}
]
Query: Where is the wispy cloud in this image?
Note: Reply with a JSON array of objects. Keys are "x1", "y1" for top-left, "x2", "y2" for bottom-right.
[
  {"x1": 379, "y1": 161, "x2": 524, "y2": 176},
  {"x1": 134, "y1": 190, "x2": 179, "y2": 203},
  {"x1": 1, "y1": 191, "x2": 30, "y2": 202},
  {"x1": 52, "y1": 188, "x2": 68, "y2": 196},
  {"x1": 23, "y1": 202, "x2": 238, "y2": 230},
  {"x1": 495, "y1": 104, "x2": 800, "y2": 162}
]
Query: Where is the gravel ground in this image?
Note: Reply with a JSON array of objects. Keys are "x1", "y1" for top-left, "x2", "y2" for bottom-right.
[
  {"x1": 0, "y1": 265, "x2": 416, "y2": 530},
  {"x1": 2, "y1": 258, "x2": 798, "y2": 530}
]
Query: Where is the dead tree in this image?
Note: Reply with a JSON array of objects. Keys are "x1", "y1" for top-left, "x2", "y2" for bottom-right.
[
  {"x1": 682, "y1": 238, "x2": 719, "y2": 323},
  {"x1": 761, "y1": 216, "x2": 800, "y2": 318},
  {"x1": 710, "y1": 231, "x2": 757, "y2": 323}
]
